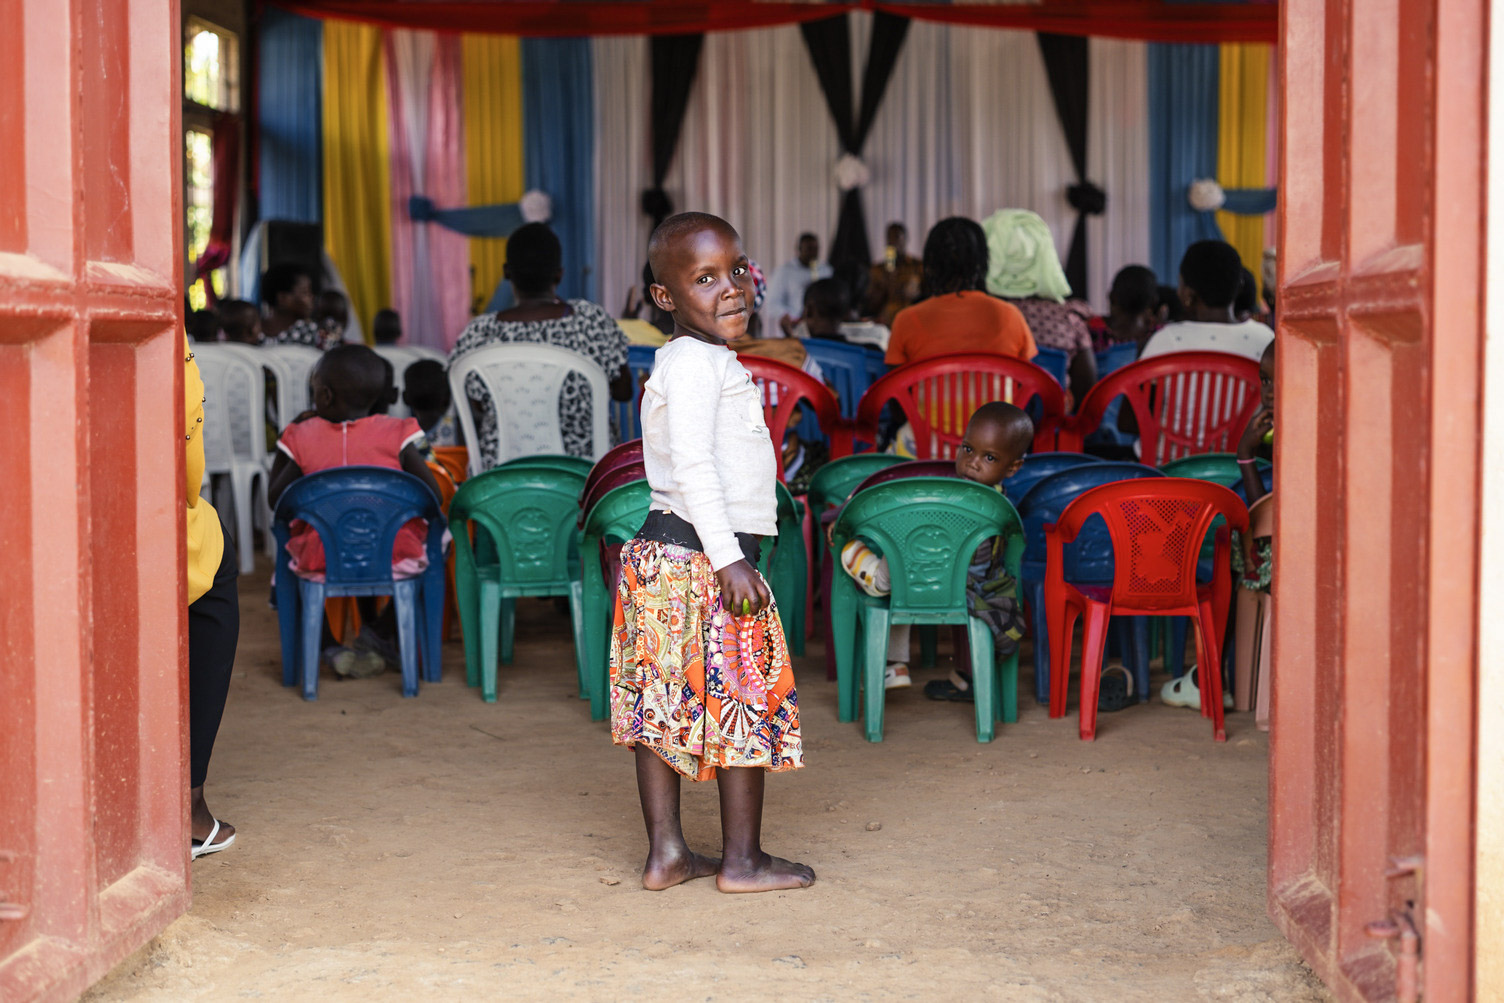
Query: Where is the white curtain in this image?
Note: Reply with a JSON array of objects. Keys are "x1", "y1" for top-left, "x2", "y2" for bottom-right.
[
  {"x1": 592, "y1": 35, "x2": 652, "y2": 317},
  {"x1": 1086, "y1": 38, "x2": 1152, "y2": 308},
  {"x1": 593, "y1": 19, "x2": 1156, "y2": 315}
]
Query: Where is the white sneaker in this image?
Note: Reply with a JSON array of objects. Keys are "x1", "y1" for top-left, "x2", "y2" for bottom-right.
[
  {"x1": 1160, "y1": 668, "x2": 1234, "y2": 709},
  {"x1": 884, "y1": 663, "x2": 912, "y2": 690}
]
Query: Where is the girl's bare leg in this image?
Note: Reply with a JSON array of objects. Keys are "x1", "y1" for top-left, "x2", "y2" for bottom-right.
[
  {"x1": 715, "y1": 766, "x2": 815, "y2": 893},
  {"x1": 634, "y1": 744, "x2": 719, "y2": 890}
]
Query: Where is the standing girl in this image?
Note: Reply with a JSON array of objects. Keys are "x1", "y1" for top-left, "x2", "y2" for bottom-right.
[{"x1": 609, "y1": 212, "x2": 814, "y2": 893}]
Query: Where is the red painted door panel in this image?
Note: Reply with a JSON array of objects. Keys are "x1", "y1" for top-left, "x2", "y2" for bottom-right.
[
  {"x1": 0, "y1": 1, "x2": 190, "y2": 1000},
  {"x1": 1271, "y1": 0, "x2": 1481, "y2": 1000}
]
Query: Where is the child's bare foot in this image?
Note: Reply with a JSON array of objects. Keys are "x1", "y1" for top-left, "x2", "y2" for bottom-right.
[
  {"x1": 716, "y1": 853, "x2": 816, "y2": 893},
  {"x1": 641, "y1": 849, "x2": 720, "y2": 890}
]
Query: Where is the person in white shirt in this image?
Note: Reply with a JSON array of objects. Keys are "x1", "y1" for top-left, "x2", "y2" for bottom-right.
[
  {"x1": 1138, "y1": 240, "x2": 1275, "y2": 363},
  {"x1": 612, "y1": 211, "x2": 814, "y2": 896},
  {"x1": 762, "y1": 232, "x2": 832, "y2": 338}
]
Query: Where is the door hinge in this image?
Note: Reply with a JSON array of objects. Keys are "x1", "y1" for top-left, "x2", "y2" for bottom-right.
[{"x1": 1365, "y1": 854, "x2": 1423, "y2": 1003}]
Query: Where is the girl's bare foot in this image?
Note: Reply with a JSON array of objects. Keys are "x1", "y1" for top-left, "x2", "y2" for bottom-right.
[
  {"x1": 642, "y1": 849, "x2": 720, "y2": 890},
  {"x1": 716, "y1": 852, "x2": 816, "y2": 893}
]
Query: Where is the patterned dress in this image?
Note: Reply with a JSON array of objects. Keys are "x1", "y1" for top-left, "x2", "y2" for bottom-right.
[
  {"x1": 610, "y1": 540, "x2": 803, "y2": 781},
  {"x1": 274, "y1": 318, "x2": 340, "y2": 351},
  {"x1": 449, "y1": 300, "x2": 629, "y2": 466},
  {"x1": 1005, "y1": 296, "x2": 1095, "y2": 363}
]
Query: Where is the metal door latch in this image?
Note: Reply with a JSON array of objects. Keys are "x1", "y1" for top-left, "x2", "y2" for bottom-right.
[{"x1": 1365, "y1": 854, "x2": 1423, "y2": 1003}]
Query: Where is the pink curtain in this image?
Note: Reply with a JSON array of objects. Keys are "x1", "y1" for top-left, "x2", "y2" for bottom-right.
[{"x1": 384, "y1": 29, "x2": 470, "y2": 352}]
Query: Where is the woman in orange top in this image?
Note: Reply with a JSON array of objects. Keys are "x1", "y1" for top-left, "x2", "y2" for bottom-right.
[{"x1": 885, "y1": 217, "x2": 1037, "y2": 367}]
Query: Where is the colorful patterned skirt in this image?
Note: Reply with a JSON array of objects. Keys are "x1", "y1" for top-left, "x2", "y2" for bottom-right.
[{"x1": 610, "y1": 539, "x2": 803, "y2": 781}]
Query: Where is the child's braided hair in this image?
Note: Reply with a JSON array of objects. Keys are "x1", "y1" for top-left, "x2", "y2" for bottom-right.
[{"x1": 920, "y1": 217, "x2": 990, "y2": 299}]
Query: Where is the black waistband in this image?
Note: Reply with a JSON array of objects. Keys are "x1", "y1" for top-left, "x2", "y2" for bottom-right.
[{"x1": 637, "y1": 510, "x2": 762, "y2": 566}]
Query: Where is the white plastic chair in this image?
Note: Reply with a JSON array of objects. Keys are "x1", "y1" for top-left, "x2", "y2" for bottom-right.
[
  {"x1": 448, "y1": 342, "x2": 611, "y2": 475},
  {"x1": 193, "y1": 345, "x2": 270, "y2": 574},
  {"x1": 258, "y1": 344, "x2": 320, "y2": 424}
]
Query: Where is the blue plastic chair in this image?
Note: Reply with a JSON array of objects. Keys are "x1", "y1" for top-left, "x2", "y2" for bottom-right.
[
  {"x1": 273, "y1": 467, "x2": 447, "y2": 700},
  {"x1": 610, "y1": 344, "x2": 658, "y2": 442},
  {"x1": 803, "y1": 338, "x2": 875, "y2": 420},
  {"x1": 862, "y1": 346, "x2": 888, "y2": 387},
  {"x1": 1094, "y1": 341, "x2": 1138, "y2": 379},
  {"x1": 1016, "y1": 463, "x2": 1164, "y2": 704},
  {"x1": 1033, "y1": 346, "x2": 1070, "y2": 388},
  {"x1": 1002, "y1": 452, "x2": 1106, "y2": 504}
]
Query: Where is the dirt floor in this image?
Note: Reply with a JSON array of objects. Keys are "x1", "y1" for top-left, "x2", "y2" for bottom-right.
[{"x1": 87, "y1": 559, "x2": 1327, "y2": 1002}]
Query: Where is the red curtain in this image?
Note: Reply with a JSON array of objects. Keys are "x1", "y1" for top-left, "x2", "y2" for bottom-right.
[
  {"x1": 194, "y1": 113, "x2": 241, "y2": 306},
  {"x1": 267, "y1": 0, "x2": 1277, "y2": 44}
]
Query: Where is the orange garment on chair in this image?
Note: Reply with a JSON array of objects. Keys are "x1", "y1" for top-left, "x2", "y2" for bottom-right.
[{"x1": 885, "y1": 290, "x2": 1037, "y2": 367}]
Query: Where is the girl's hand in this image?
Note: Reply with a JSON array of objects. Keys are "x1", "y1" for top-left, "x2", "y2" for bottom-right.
[
  {"x1": 1237, "y1": 407, "x2": 1273, "y2": 459},
  {"x1": 716, "y1": 559, "x2": 771, "y2": 618}
]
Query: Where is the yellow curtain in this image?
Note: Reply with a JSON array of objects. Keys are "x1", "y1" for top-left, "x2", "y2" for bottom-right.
[
  {"x1": 322, "y1": 21, "x2": 393, "y2": 340},
  {"x1": 1216, "y1": 43, "x2": 1270, "y2": 282},
  {"x1": 461, "y1": 34, "x2": 525, "y2": 313}
]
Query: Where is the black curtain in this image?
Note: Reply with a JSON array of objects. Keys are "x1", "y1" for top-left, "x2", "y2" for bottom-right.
[
  {"x1": 800, "y1": 12, "x2": 910, "y2": 274},
  {"x1": 1036, "y1": 32, "x2": 1103, "y2": 300},
  {"x1": 641, "y1": 33, "x2": 704, "y2": 229}
]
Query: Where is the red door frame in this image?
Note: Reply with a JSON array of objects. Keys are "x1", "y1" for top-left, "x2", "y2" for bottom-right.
[
  {"x1": 0, "y1": 1, "x2": 191, "y2": 1000},
  {"x1": 1270, "y1": 0, "x2": 1482, "y2": 999}
]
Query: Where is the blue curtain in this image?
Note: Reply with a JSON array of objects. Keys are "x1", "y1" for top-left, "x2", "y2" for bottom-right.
[
  {"x1": 408, "y1": 196, "x2": 527, "y2": 238},
  {"x1": 520, "y1": 38, "x2": 595, "y2": 303},
  {"x1": 257, "y1": 7, "x2": 323, "y2": 224},
  {"x1": 1147, "y1": 43, "x2": 1220, "y2": 284}
]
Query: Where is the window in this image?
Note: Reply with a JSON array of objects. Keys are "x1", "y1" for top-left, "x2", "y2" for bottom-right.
[{"x1": 183, "y1": 18, "x2": 239, "y2": 311}]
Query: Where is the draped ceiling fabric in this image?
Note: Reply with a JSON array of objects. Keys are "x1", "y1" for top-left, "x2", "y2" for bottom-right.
[
  {"x1": 1084, "y1": 38, "x2": 1152, "y2": 309},
  {"x1": 644, "y1": 34, "x2": 706, "y2": 228},
  {"x1": 462, "y1": 34, "x2": 525, "y2": 315},
  {"x1": 322, "y1": 19, "x2": 393, "y2": 338},
  {"x1": 592, "y1": 35, "x2": 652, "y2": 315},
  {"x1": 1147, "y1": 42, "x2": 1219, "y2": 286},
  {"x1": 1035, "y1": 32, "x2": 1096, "y2": 298},
  {"x1": 1216, "y1": 42, "x2": 1271, "y2": 284},
  {"x1": 258, "y1": 6, "x2": 323, "y2": 224},
  {"x1": 270, "y1": 0, "x2": 1277, "y2": 44},
  {"x1": 521, "y1": 39, "x2": 597, "y2": 303}
]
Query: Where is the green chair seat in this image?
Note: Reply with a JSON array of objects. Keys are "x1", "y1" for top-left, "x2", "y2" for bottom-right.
[
  {"x1": 829, "y1": 477, "x2": 1024, "y2": 743},
  {"x1": 497, "y1": 453, "x2": 594, "y2": 478}
]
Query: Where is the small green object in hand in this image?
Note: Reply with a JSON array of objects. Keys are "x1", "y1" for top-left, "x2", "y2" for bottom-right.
[{"x1": 741, "y1": 598, "x2": 751, "y2": 617}]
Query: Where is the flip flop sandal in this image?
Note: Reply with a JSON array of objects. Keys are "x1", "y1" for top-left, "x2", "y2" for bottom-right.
[
  {"x1": 923, "y1": 677, "x2": 974, "y2": 703},
  {"x1": 1160, "y1": 668, "x2": 1233, "y2": 709},
  {"x1": 191, "y1": 818, "x2": 236, "y2": 860},
  {"x1": 1097, "y1": 664, "x2": 1134, "y2": 713}
]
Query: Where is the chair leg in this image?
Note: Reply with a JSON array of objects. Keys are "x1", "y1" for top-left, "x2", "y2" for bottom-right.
[
  {"x1": 568, "y1": 578, "x2": 588, "y2": 701},
  {"x1": 968, "y1": 616, "x2": 997, "y2": 742},
  {"x1": 1047, "y1": 597, "x2": 1077, "y2": 718},
  {"x1": 298, "y1": 580, "x2": 325, "y2": 701},
  {"x1": 1077, "y1": 602, "x2": 1111, "y2": 741},
  {"x1": 499, "y1": 596, "x2": 517, "y2": 665},
  {"x1": 1128, "y1": 617, "x2": 1152, "y2": 702},
  {"x1": 1196, "y1": 599, "x2": 1228, "y2": 742},
  {"x1": 821, "y1": 556, "x2": 837, "y2": 682},
  {"x1": 421, "y1": 572, "x2": 443, "y2": 683},
  {"x1": 480, "y1": 579, "x2": 501, "y2": 703},
  {"x1": 275, "y1": 557, "x2": 300, "y2": 688},
  {"x1": 394, "y1": 579, "x2": 420, "y2": 697},
  {"x1": 1167, "y1": 617, "x2": 1189, "y2": 678},
  {"x1": 1029, "y1": 579, "x2": 1050, "y2": 704},
  {"x1": 919, "y1": 626, "x2": 937, "y2": 668},
  {"x1": 830, "y1": 580, "x2": 861, "y2": 724},
  {"x1": 861, "y1": 607, "x2": 891, "y2": 742},
  {"x1": 230, "y1": 467, "x2": 257, "y2": 575}
]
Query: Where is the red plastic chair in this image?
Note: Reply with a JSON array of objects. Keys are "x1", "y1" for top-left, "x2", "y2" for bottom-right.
[
  {"x1": 580, "y1": 438, "x2": 644, "y2": 506},
  {"x1": 578, "y1": 460, "x2": 647, "y2": 526},
  {"x1": 430, "y1": 446, "x2": 470, "y2": 486},
  {"x1": 1064, "y1": 352, "x2": 1261, "y2": 464},
  {"x1": 853, "y1": 353, "x2": 1067, "y2": 457},
  {"x1": 1044, "y1": 478, "x2": 1248, "y2": 742},
  {"x1": 736, "y1": 355, "x2": 851, "y2": 479}
]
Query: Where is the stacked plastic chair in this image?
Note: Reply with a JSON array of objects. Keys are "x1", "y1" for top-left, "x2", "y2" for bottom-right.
[
  {"x1": 193, "y1": 344, "x2": 269, "y2": 574},
  {"x1": 272, "y1": 467, "x2": 447, "y2": 700},
  {"x1": 736, "y1": 354, "x2": 851, "y2": 477}
]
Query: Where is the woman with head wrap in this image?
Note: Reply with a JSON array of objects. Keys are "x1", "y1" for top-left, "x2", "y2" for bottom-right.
[{"x1": 982, "y1": 209, "x2": 1097, "y2": 402}]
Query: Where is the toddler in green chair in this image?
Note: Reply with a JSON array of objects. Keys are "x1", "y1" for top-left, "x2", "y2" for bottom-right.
[{"x1": 840, "y1": 401, "x2": 1034, "y2": 699}]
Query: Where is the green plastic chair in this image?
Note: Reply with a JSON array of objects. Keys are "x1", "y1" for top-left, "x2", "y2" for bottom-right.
[
  {"x1": 579, "y1": 479, "x2": 652, "y2": 721},
  {"x1": 829, "y1": 477, "x2": 1024, "y2": 743},
  {"x1": 497, "y1": 453, "x2": 594, "y2": 479},
  {"x1": 765, "y1": 482, "x2": 808, "y2": 655},
  {"x1": 1159, "y1": 452, "x2": 1271, "y2": 487},
  {"x1": 450, "y1": 464, "x2": 588, "y2": 703}
]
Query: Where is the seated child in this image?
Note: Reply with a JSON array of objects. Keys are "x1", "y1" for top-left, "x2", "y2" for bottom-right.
[
  {"x1": 841, "y1": 401, "x2": 1034, "y2": 699},
  {"x1": 402, "y1": 359, "x2": 461, "y2": 451},
  {"x1": 217, "y1": 299, "x2": 264, "y2": 345},
  {"x1": 268, "y1": 345, "x2": 444, "y2": 673}
]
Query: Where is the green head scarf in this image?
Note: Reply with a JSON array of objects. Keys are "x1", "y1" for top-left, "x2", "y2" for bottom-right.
[{"x1": 982, "y1": 209, "x2": 1072, "y2": 302}]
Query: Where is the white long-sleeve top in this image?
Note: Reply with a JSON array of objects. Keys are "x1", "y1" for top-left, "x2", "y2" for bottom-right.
[{"x1": 641, "y1": 336, "x2": 778, "y2": 571}]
